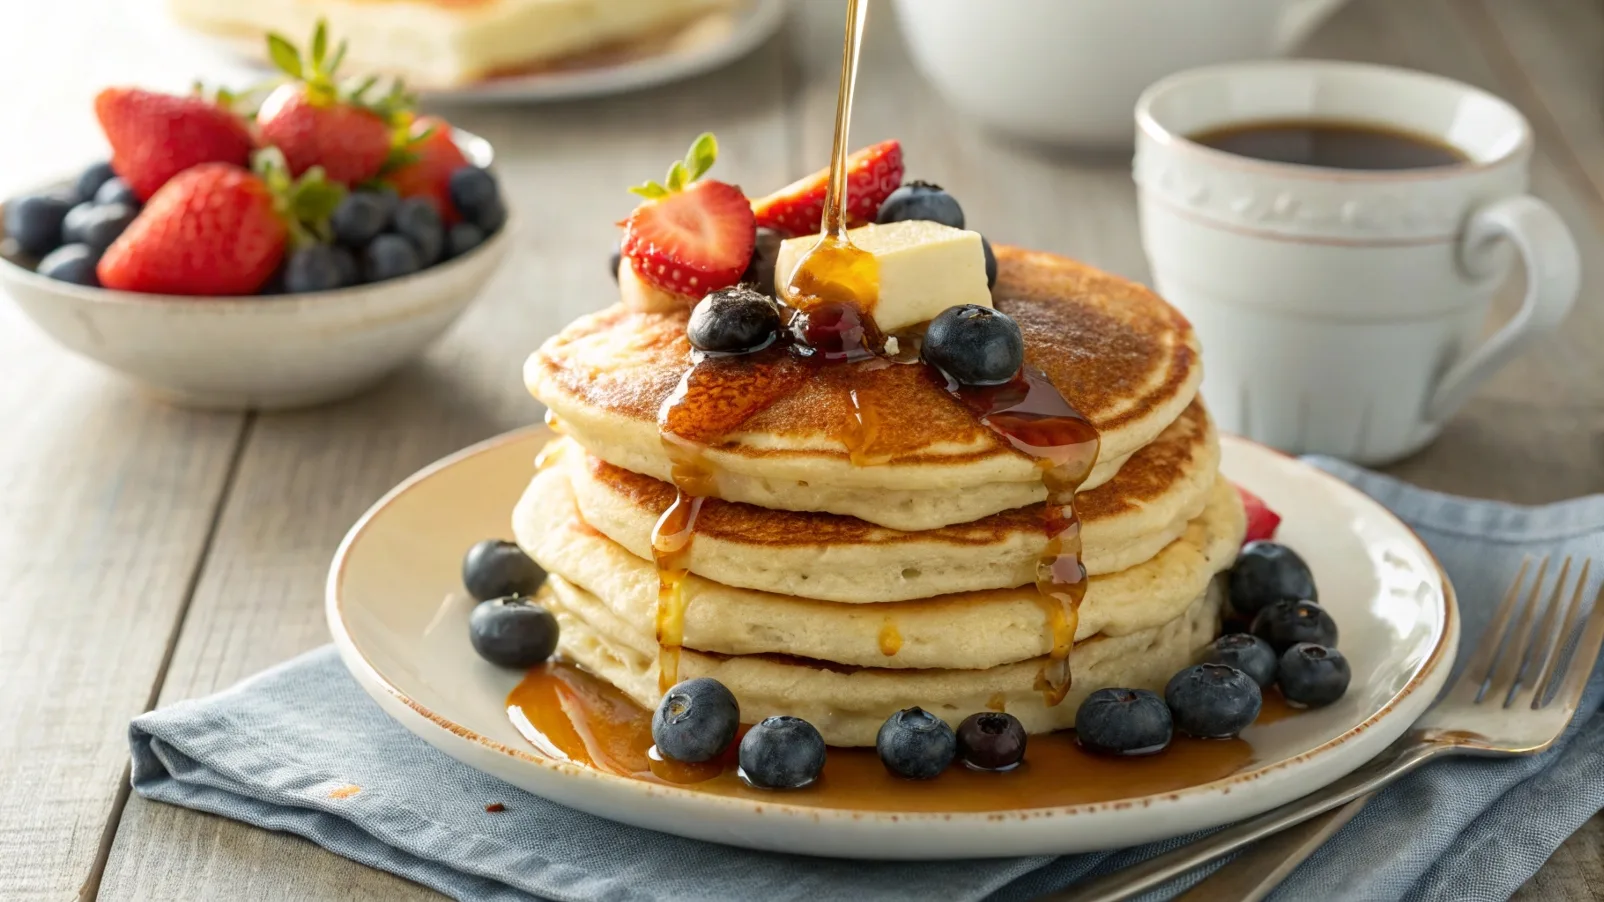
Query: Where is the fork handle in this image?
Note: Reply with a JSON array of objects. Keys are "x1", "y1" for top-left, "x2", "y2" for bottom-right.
[{"x1": 1042, "y1": 741, "x2": 1446, "y2": 902}]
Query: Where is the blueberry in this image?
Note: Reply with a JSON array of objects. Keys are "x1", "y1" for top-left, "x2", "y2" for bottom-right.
[
  {"x1": 1251, "y1": 600, "x2": 1338, "y2": 654},
  {"x1": 956, "y1": 711, "x2": 1027, "y2": 771},
  {"x1": 94, "y1": 177, "x2": 140, "y2": 208},
  {"x1": 78, "y1": 203, "x2": 138, "y2": 255},
  {"x1": 1278, "y1": 644, "x2": 1351, "y2": 708},
  {"x1": 1230, "y1": 541, "x2": 1317, "y2": 617},
  {"x1": 363, "y1": 234, "x2": 422, "y2": 282},
  {"x1": 5, "y1": 194, "x2": 73, "y2": 256},
  {"x1": 392, "y1": 197, "x2": 444, "y2": 265},
  {"x1": 283, "y1": 245, "x2": 346, "y2": 293},
  {"x1": 1165, "y1": 663, "x2": 1262, "y2": 739},
  {"x1": 652, "y1": 677, "x2": 740, "y2": 763},
  {"x1": 738, "y1": 715, "x2": 826, "y2": 789},
  {"x1": 687, "y1": 286, "x2": 781, "y2": 355},
  {"x1": 463, "y1": 539, "x2": 546, "y2": 601},
  {"x1": 876, "y1": 706, "x2": 956, "y2": 780},
  {"x1": 370, "y1": 185, "x2": 401, "y2": 221},
  {"x1": 876, "y1": 181, "x2": 965, "y2": 229},
  {"x1": 1204, "y1": 633, "x2": 1278, "y2": 688},
  {"x1": 1075, "y1": 688, "x2": 1172, "y2": 756},
  {"x1": 981, "y1": 236, "x2": 998, "y2": 288},
  {"x1": 36, "y1": 244, "x2": 99, "y2": 286},
  {"x1": 329, "y1": 245, "x2": 359, "y2": 287},
  {"x1": 467, "y1": 596, "x2": 559, "y2": 668},
  {"x1": 75, "y1": 161, "x2": 117, "y2": 204},
  {"x1": 472, "y1": 196, "x2": 508, "y2": 234},
  {"x1": 921, "y1": 304, "x2": 1024, "y2": 386},
  {"x1": 608, "y1": 239, "x2": 622, "y2": 283},
  {"x1": 448, "y1": 166, "x2": 500, "y2": 224},
  {"x1": 741, "y1": 227, "x2": 783, "y2": 296},
  {"x1": 61, "y1": 202, "x2": 97, "y2": 246},
  {"x1": 446, "y1": 223, "x2": 485, "y2": 259},
  {"x1": 331, "y1": 192, "x2": 390, "y2": 248}
]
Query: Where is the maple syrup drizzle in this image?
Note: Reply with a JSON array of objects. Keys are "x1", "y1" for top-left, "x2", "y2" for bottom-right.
[
  {"x1": 935, "y1": 365, "x2": 1100, "y2": 705},
  {"x1": 507, "y1": 661, "x2": 1301, "y2": 812},
  {"x1": 877, "y1": 618, "x2": 903, "y2": 657}
]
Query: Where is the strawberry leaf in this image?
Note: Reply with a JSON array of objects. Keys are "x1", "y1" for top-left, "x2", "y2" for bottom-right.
[
  {"x1": 326, "y1": 39, "x2": 349, "y2": 78},
  {"x1": 311, "y1": 20, "x2": 328, "y2": 69},
  {"x1": 665, "y1": 161, "x2": 689, "y2": 193},
  {"x1": 685, "y1": 132, "x2": 717, "y2": 182},
  {"x1": 266, "y1": 33, "x2": 303, "y2": 79},
  {"x1": 629, "y1": 182, "x2": 671, "y2": 200}
]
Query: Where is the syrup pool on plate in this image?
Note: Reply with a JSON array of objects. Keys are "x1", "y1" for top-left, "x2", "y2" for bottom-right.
[{"x1": 507, "y1": 661, "x2": 1303, "y2": 812}]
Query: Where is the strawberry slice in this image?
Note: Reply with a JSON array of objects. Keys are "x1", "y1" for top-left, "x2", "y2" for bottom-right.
[
  {"x1": 623, "y1": 180, "x2": 755, "y2": 296},
  {"x1": 1237, "y1": 484, "x2": 1282, "y2": 544},
  {"x1": 750, "y1": 140, "x2": 904, "y2": 237}
]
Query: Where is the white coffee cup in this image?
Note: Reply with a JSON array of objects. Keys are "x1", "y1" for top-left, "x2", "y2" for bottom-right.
[
  {"x1": 892, "y1": 0, "x2": 1349, "y2": 148},
  {"x1": 1134, "y1": 60, "x2": 1580, "y2": 464}
]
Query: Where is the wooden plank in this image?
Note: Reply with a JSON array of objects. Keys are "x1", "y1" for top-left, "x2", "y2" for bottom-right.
[
  {"x1": 1467, "y1": 0, "x2": 1604, "y2": 212},
  {"x1": 0, "y1": 303, "x2": 244, "y2": 902},
  {"x1": 95, "y1": 28, "x2": 796, "y2": 901}
]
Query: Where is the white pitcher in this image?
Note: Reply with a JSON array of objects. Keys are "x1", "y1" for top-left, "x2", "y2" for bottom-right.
[{"x1": 892, "y1": 0, "x2": 1349, "y2": 148}]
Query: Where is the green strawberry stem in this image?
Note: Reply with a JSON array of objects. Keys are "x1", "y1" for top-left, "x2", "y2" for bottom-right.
[
  {"x1": 265, "y1": 19, "x2": 415, "y2": 123},
  {"x1": 253, "y1": 147, "x2": 347, "y2": 248},
  {"x1": 630, "y1": 132, "x2": 718, "y2": 200}
]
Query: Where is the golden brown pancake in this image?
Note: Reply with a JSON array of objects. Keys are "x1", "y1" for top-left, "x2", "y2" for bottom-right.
[
  {"x1": 526, "y1": 246, "x2": 1202, "y2": 531},
  {"x1": 558, "y1": 399, "x2": 1220, "y2": 601}
]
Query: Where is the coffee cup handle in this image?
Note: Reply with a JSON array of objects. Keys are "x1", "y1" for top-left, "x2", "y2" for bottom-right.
[{"x1": 1424, "y1": 195, "x2": 1580, "y2": 424}]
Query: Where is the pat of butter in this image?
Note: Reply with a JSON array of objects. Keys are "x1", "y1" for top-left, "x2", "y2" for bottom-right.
[
  {"x1": 618, "y1": 257, "x2": 692, "y2": 314},
  {"x1": 775, "y1": 220, "x2": 992, "y2": 332}
]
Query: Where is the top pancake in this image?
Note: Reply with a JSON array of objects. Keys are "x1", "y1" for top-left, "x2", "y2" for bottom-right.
[{"x1": 527, "y1": 245, "x2": 1202, "y2": 531}]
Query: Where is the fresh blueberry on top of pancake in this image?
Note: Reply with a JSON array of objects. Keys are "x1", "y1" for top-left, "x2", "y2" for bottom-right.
[
  {"x1": 876, "y1": 180, "x2": 965, "y2": 230},
  {"x1": 921, "y1": 304, "x2": 1024, "y2": 386},
  {"x1": 1165, "y1": 663, "x2": 1261, "y2": 739},
  {"x1": 739, "y1": 716, "x2": 826, "y2": 789},
  {"x1": 1251, "y1": 600, "x2": 1339, "y2": 654},
  {"x1": 1278, "y1": 644, "x2": 1351, "y2": 708},
  {"x1": 686, "y1": 285, "x2": 781, "y2": 355},
  {"x1": 652, "y1": 677, "x2": 741, "y2": 763},
  {"x1": 1075, "y1": 688, "x2": 1173, "y2": 756},
  {"x1": 1205, "y1": 633, "x2": 1278, "y2": 688},
  {"x1": 981, "y1": 235, "x2": 998, "y2": 288},
  {"x1": 877, "y1": 707, "x2": 957, "y2": 780},
  {"x1": 468, "y1": 597, "x2": 559, "y2": 668},
  {"x1": 1230, "y1": 540, "x2": 1317, "y2": 616},
  {"x1": 956, "y1": 712, "x2": 1028, "y2": 771},
  {"x1": 462, "y1": 538, "x2": 546, "y2": 601},
  {"x1": 607, "y1": 238, "x2": 622, "y2": 283}
]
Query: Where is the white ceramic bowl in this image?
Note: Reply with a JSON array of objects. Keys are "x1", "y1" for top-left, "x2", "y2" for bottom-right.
[{"x1": 0, "y1": 132, "x2": 509, "y2": 410}]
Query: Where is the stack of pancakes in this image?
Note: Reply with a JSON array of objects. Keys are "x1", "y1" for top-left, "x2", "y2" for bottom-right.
[{"x1": 516, "y1": 246, "x2": 1246, "y2": 747}]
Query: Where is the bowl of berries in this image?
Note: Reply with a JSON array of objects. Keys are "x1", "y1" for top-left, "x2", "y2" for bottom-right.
[{"x1": 0, "y1": 24, "x2": 512, "y2": 410}]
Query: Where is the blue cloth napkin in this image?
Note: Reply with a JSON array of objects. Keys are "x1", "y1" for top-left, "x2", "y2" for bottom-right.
[{"x1": 129, "y1": 461, "x2": 1604, "y2": 902}]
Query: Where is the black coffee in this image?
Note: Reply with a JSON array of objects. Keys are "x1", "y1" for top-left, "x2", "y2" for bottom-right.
[{"x1": 1189, "y1": 119, "x2": 1469, "y2": 170}]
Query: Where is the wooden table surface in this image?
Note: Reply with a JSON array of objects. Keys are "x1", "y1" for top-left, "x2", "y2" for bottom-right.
[{"x1": 2, "y1": 0, "x2": 1601, "y2": 899}]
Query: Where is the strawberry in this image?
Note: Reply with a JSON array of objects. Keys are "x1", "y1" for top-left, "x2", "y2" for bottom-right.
[
  {"x1": 750, "y1": 140, "x2": 903, "y2": 236},
  {"x1": 1237, "y1": 484, "x2": 1282, "y2": 544},
  {"x1": 257, "y1": 22, "x2": 411, "y2": 186},
  {"x1": 93, "y1": 87, "x2": 255, "y2": 201},
  {"x1": 621, "y1": 133, "x2": 756, "y2": 297},
  {"x1": 385, "y1": 116, "x2": 470, "y2": 223},
  {"x1": 97, "y1": 152, "x2": 345, "y2": 296}
]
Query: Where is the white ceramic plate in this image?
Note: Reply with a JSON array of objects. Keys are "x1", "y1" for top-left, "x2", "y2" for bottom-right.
[
  {"x1": 175, "y1": 0, "x2": 785, "y2": 105},
  {"x1": 327, "y1": 431, "x2": 1458, "y2": 859}
]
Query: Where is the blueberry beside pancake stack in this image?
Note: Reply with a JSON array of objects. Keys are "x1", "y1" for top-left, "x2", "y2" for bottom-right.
[{"x1": 514, "y1": 139, "x2": 1247, "y2": 747}]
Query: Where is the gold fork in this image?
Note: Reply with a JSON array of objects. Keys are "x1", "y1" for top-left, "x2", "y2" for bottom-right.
[{"x1": 1051, "y1": 555, "x2": 1604, "y2": 902}]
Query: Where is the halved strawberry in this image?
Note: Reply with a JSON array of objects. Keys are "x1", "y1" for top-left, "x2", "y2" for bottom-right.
[
  {"x1": 750, "y1": 140, "x2": 903, "y2": 237},
  {"x1": 1237, "y1": 484, "x2": 1282, "y2": 544},
  {"x1": 621, "y1": 133, "x2": 755, "y2": 296},
  {"x1": 624, "y1": 180, "x2": 755, "y2": 296}
]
